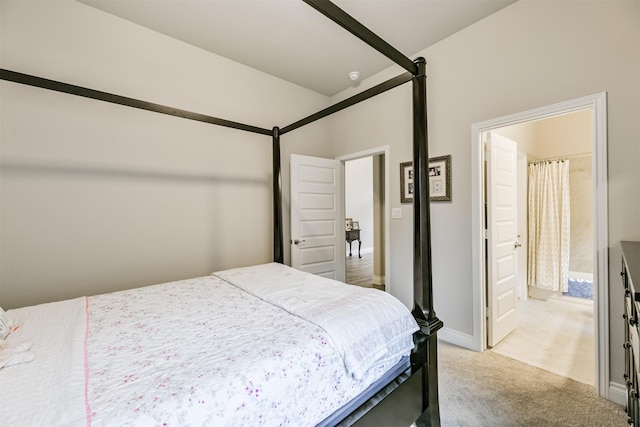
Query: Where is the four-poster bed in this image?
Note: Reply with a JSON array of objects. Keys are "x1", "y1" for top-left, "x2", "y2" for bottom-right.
[{"x1": 0, "y1": 0, "x2": 442, "y2": 425}]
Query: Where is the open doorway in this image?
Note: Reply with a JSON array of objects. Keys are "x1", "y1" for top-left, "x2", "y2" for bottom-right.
[
  {"x1": 486, "y1": 110, "x2": 595, "y2": 386},
  {"x1": 338, "y1": 146, "x2": 391, "y2": 294},
  {"x1": 471, "y1": 93, "x2": 609, "y2": 398}
]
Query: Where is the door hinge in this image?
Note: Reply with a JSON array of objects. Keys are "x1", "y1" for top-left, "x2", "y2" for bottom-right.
[{"x1": 486, "y1": 307, "x2": 491, "y2": 319}]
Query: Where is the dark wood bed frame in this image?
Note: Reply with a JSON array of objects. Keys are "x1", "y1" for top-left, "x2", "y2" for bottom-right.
[{"x1": 0, "y1": 1, "x2": 443, "y2": 425}]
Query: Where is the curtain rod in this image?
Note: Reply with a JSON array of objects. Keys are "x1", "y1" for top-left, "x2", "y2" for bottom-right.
[{"x1": 528, "y1": 152, "x2": 591, "y2": 164}]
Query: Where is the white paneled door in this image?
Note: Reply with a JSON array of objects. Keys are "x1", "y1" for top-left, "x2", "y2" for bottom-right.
[
  {"x1": 486, "y1": 132, "x2": 519, "y2": 347},
  {"x1": 290, "y1": 154, "x2": 344, "y2": 281}
]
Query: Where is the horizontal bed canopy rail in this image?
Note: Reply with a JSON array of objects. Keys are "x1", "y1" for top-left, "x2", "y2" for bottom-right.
[
  {"x1": 0, "y1": 66, "x2": 413, "y2": 272},
  {"x1": 1, "y1": 68, "x2": 414, "y2": 138},
  {"x1": 302, "y1": 0, "x2": 418, "y2": 75},
  {"x1": 281, "y1": 71, "x2": 413, "y2": 134},
  {"x1": 0, "y1": 66, "x2": 414, "y2": 275},
  {"x1": 0, "y1": 69, "x2": 273, "y2": 136}
]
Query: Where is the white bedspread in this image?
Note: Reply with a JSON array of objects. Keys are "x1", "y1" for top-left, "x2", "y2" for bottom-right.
[
  {"x1": 215, "y1": 263, "x2": 419, "y2": 380},
  {"x1": 1, "y1": 264, "x2": 418, "y2": 426},
  {"x1": 0, "y1": 297, "x2": 87, "y2": 427}
]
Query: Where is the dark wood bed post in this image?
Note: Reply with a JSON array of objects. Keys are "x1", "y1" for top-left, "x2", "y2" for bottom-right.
[
  {"x1": 272, "y1": 126, "x2": 284, "y2": 264},
  {"x1": 412, "y1": 57, "x2": 443, "y2": 427}
]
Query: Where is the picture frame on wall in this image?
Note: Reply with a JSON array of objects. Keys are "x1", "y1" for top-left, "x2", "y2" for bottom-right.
[
  {"x1": 428, "y1": 155, "x2": 452, "y2": 201},
  {"x1": 400, "y1": 155, "x2": 452, "y2": 203},
  {"x1": 345, "y1": 218, "x2": 353, "y2": 231},
  {"x1": 400, "y1": 161, "x2": 414, "y2": 203}
]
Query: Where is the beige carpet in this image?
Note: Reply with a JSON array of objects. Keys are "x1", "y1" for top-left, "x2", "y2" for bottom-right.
[
  {"x1": 438, "y1": 341, "x2": 627, "y2": 426},
  {"x1": 354, "y1": 340, "x2": 628, "y2": 426}
]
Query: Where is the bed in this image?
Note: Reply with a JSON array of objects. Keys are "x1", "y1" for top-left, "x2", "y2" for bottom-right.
[
  {"x1": 1, "y1": 263, "x2": 420, "y2": 426},
  {"x1": 0, "y1": 1, "x2": 442, "y2": 425}
]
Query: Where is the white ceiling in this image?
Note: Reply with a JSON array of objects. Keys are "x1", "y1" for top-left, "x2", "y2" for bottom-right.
[{"x1": 79, "y1": 0, "x2": 516, "y2": 96}]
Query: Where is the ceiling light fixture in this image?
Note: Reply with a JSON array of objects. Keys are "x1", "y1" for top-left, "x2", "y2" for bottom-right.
[{"x1": 348, "y1": 71, "x2": 360, "y2": 81}]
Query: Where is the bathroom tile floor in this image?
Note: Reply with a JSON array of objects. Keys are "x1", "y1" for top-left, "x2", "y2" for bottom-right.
[{"x1": 491, "y1": 294, "x2": 595, "y2": 385}]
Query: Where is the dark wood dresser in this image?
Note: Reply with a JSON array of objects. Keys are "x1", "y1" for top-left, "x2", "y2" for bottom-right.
[{"x1": 622, "y1": 241, "x2": 640, "y2": 425}]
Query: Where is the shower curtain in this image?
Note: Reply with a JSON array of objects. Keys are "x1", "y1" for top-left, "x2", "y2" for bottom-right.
[{"x1": 527, "y1": 160, "x2": 571, "y2": 292}]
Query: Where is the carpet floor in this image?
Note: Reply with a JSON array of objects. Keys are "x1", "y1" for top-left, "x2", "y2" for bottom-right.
[{"x1": 353, "y1": 340, "x2": 628, "y2": 426}]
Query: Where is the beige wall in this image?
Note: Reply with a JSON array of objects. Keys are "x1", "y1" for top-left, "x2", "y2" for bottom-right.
[
  {"x1": 1, "y1": 0, "x2": 638, "y2": 394},
  {"x1": 345, "y1": 157, "x2": 374, "y2": 252},
  {"x1": 329, "y1": 0, "x2": 639, "y2": 387},
  {"x1": 0, "y1": 0, "x2": 331, "y2": 308},
  {"x1": 569, "y1": 155, "x2": 594, "y2": 275},
  {"x1": 533, "y1": 110, "x2": 592, "y2": 159},
  {"x1": 496, "y1": 109, "x2": 592, "y2": 159},
  {"x1": 493, "y1": 120, "x2": 539, "y2": 156}
]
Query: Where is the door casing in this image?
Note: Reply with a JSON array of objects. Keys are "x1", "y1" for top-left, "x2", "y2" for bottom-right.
[
  {"x1": 470, "y1": 93, "x2": 608, "y2": 398},
  {"x1": 337, "y1": 146, "x2": 391, "y2": 294}
]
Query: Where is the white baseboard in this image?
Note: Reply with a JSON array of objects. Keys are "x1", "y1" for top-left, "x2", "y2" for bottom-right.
[
  {"x1": 608, "y1": 381, "x2": 627, "y2": 406},
  {"x1": 437, "y1": 327, "x2": 478, "y2": 351},
  {"x1": 346, "y1": 247, "x2": 373, "y2": 257},
  {"x1": 372, "y1": 274, "x2": 385, "y2": 285}
]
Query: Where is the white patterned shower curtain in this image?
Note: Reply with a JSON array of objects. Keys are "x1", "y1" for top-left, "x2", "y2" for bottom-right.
[{"x1": 527, "y1": 160, "x2": 571, "y2": 292}]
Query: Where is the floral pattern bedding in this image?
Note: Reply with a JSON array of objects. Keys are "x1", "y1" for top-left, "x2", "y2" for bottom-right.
[
  {"x1": 2, "y1": 264, "x2": 418, "y2": 426},
  {"x1": 214, "y1": 263, "x2": 419, "y2": 380}
]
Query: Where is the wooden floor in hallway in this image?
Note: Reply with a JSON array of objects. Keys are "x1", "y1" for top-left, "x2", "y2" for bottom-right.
[{"x1": 345, "y1": 251, "x2": 384, "y2": 291}]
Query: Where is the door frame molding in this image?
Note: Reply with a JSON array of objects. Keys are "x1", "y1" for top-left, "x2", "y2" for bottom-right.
[
  {"x1": 470, "y1": 93, "x2": 608, "y2": 397},
  {"x1": 337, "y1": 146, "x2": 391, "y2": 294}
]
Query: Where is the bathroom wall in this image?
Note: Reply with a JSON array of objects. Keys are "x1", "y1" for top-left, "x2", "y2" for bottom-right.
[
  {"x1": 494, "y1": 109, "x2": 593, "y2": 287},
  {"x1": 533, "y1": 110, "x2": 593, "y2": 276},
  {"x1": 568, "y1": 155, "x2": 594, "y2": 275}
]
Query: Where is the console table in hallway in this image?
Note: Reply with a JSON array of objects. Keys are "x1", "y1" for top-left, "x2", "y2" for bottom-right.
[{"x1": 346, "y1": 228, "x2": 361, "y2": 258}]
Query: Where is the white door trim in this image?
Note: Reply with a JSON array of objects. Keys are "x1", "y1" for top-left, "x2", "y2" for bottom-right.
[
  {"x1": 470, "y1": 93, "x2": 608, "y2": 397},
  {"x1": 337, "y1": 146, "x2": 391, "y2": 294}
]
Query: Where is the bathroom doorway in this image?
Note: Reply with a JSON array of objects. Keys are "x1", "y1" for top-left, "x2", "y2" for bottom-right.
[
  {"x1": 487, "y1": 109, "x2": 595, "y2": 386},
  {"x1": 470, "y1": 93, "x2": 609, "y2": 397}
]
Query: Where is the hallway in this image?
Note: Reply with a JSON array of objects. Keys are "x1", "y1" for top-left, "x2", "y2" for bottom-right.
[{"x1": 345, "y1": 252, "x2": 384, "y2": 291}]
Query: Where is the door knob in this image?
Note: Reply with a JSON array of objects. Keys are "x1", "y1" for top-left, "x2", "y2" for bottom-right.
[
  {"x1": 514, "y1": 242, "x2": 522, "y2": 249},
  {"x1": 293, "y1": 239, "x2": 306, "y2": 245}
]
